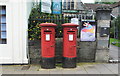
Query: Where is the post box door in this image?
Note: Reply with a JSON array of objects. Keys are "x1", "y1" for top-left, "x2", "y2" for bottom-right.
[
  {"x1": 64, "y1": 30, "x2": 77, "y2": 57},
  {"x1": 42, "y1": 30, "x2": 55, "y2": 57}
]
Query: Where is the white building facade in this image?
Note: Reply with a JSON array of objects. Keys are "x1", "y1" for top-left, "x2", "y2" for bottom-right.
[{"x1": 0, "y1": 0, "x2": 33, "y2": 64}]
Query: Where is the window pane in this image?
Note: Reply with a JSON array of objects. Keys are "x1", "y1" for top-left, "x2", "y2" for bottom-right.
[
  {"x1": 0, "y1": 6, "x2": 6, "y2": 14},
  {"x1": 1, "y1": 16, "x2": 6, "y2": 23},
  {"x1": 0, "y1": 9, "x2": 6, "y2": 14},
  {"x1": 1, "y1": 32, "x2": 6, "y2": 39},
  {"x1": 0, "y1": 39, "x2": 6, "y2": 44},
  {"x1": 1, "y1": 24, "x2": 6, "y2": 31},
  {"x1": 2, "y1": 39, "x2": 6, "y2": 44}
]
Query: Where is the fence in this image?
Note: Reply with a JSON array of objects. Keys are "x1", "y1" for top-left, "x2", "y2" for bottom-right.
[{"x1": 28, "y1": 12, "x2": 96, "y2": 39}]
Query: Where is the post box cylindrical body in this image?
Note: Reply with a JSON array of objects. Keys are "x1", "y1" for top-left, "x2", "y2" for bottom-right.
[
  {"x1": 40, "y1": 23, "x2": 57, "y2": 69},
  {"x1": 62, "y1": 23, "x2": 79, "y2": 68}
]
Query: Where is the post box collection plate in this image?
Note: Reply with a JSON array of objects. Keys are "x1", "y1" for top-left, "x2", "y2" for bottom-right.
[
  {"x1": 46, "y1": 34, "x2": 50, "y2": 41},
  {"x1": 69, "y1": 34, "x2": 73, "y2": 41}
]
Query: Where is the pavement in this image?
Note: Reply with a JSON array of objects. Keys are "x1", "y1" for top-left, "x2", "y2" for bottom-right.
[
  {"x1": 109, "y1": 44, "x2": 120, "y2": 60},
  {"x1": 0, "y1": 44, "x2": 119, "y2": 75},
  {"x1": 1, "y1": 63, "x2": 118, "y2": 74}
]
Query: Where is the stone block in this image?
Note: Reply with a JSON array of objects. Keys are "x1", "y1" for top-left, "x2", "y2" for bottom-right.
[
  {"x1": 96, "y1": 11, "x2": 111, "y2": 20},
  {"x1": 95, "y1": 49, "x2": 109, "y2": 62},
  {"x1": 77, "y1": 42, "x2": 97, "y2": 62},
  {"x1": 29, "y1": 40, "x2": 41, "y2": 64},
  {"x1": 97, "y1": 33, "x2": 109, "y2": 40},
  {"x1": 55, "y1": 38, "x2": 63, "y2": 63},
  {"x1": 97, "y1": 40, "x2": 109, "y2": 50},
  {"x1": 97, "y1": 20, "x2": 110, "y2": 27}
]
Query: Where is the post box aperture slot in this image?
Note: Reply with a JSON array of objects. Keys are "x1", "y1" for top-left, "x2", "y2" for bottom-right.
[
  {"x1": 44, "y1": 31, "x2": 52, "y2": 33},
  {"x1": 67, "y1": 31, "x2": 75, "y2": 34},
  {"x1": 67, "y1": 31, "x2": 75, "y2": 32}
]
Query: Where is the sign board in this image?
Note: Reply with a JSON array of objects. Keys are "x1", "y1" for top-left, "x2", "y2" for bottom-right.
[
  {"x1": 52, "y1": 0, "x2": 62, "y2": 14},
  {"x1": 71, "y1": 18, "x2": 79, "y2": 25},
  {"x1": 41, "y1": 0, "x2": 52, "y2": 13},
  {"x1": 80, "y1": 22, "x2": 96, "y2": 41}
]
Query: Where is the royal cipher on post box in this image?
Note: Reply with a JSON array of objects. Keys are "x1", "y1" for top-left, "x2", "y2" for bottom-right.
[
  {"x1": 40, "y1": 23, "x2": 57, "y2": 69},
  {"x1": 62, "y1": 23, "x2": 79, "y2": 68}
]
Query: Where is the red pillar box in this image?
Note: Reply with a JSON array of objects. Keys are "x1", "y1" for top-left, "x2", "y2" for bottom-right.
[
  {"x1": 62, "y1": 23, "x2": 79, "y2": 68},
  {"x1": 40, "y1": 23, "x2": 57, "y2": 69}
]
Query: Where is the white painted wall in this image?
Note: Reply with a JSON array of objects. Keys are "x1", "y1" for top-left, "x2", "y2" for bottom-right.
[{"x1": 0, "y1": 0, "x2": 33, "y2": 64}]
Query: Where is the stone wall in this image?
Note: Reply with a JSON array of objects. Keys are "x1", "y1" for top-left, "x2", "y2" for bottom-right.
[
  {"x1": 29, "y1": 40, "x2": 41, "y2": 64},
  {"x1": 29, "y1": 38, "x2": 97, "y2": 64}
]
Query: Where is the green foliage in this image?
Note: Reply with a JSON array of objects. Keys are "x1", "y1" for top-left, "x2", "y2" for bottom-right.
[
  {"x1": 116, "y1": 16, "x2": 120, "y2": 40},
  {"x1": 110, "y1": 15, "x2": 120, "y2": 39},
  {"x1": 110, "y1": 38, "x2": 120, "y2": 47},
  {"x1": 28, "y1": 5, "x2": 69, "y2": 40},
  {"x1": 110, "y1": 21, "x2": 114, "y2": 38}
]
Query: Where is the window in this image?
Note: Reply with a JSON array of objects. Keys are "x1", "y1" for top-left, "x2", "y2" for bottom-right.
[
  {"x1": 0, "y1": 6, "x2": 6, "y2": 44},
  {"x1": 63, "y1": 0, "x2": 67, "y2": 9},
  {"x1": 71, "y1": 0, "x2": 74, "y2": 10},
  {"x1": 67, "y1": 0, "x2": 70, "y2": 10}
]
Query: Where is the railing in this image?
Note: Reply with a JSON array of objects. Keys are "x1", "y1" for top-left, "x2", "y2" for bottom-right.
[{"x1": 28, "y1": 13, "x2": 96, "y2": 38}]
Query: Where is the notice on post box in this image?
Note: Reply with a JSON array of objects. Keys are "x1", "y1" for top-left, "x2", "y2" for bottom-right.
[
  {"x1": 69, "y1": 34, "x2": 73, "y2": 41},
  {"x1": 46, "y1": 34, "x2": 50, "y2": 41}
]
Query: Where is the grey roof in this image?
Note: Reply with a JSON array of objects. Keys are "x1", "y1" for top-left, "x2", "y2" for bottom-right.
[{"x1": 84, "y1": 3, "x2": 114, "y2": 11}]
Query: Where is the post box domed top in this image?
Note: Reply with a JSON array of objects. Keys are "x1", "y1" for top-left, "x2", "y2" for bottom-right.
[
  {"x1": 40, "y1": 23, "x2": 57, "y2": 27},
  {"x1": 62, "y1": 23, "x2": 79, "y2": 27}
]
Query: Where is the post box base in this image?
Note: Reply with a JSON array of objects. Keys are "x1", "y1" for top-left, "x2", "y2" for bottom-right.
[
  {"x1": 62, "y1": 57, "x2": 76, "y2": 68},
  {"x1": 41, "y1": 57, "x2": 55, "y2": 69}
]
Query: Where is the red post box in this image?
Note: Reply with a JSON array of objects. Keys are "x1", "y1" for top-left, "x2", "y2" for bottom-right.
[
  {"x1": 62, "y1": 23, "x2": 79, "y2": 68},
  {"x1": 40, "y1": 23, "x2": 57, "y2": 69}
]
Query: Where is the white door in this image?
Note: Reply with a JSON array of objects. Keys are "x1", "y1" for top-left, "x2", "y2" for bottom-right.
[{"x1": 0, "y1": 1, "x2": 29, "y2": 64}]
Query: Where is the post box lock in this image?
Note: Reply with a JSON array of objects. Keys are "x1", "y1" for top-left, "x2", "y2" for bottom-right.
[
  {"x1": 50, "y1": 45, "x2": 54, "y2": 47},
  {"x1": 72, "y1": 45, "x2": 76, "y2": 47}
]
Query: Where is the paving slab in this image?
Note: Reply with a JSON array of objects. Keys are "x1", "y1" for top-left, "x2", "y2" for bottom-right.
[
  {"x1": 109, "y1": 45, "x2": 119, "y2": 60},
  {"x1": 62, "y1": 68, "x2": 76, "y2": 74},
  {"x1": 103, "y1": 64, "x2": 118, "y2": 74},
  {"x1": 49, "y1": 67, "x2": 62, "y2": 74},
  {"x1": 75, "y1": 65, "x2": 88, "y2": 74},
  {"x1": 82, "y1": 64, "x2": 100, "y2": 74},
  {"x1": 92, "y1": 64, "x2": 114, "y2": 74}
]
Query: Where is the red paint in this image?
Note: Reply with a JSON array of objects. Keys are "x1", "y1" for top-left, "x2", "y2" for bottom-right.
[
  {"x1": 40, "y1": 23, "x2": 57, "y2": 58},
  {"x1": 62, "y1": 23, "x2": 79, "y2": 58}
]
